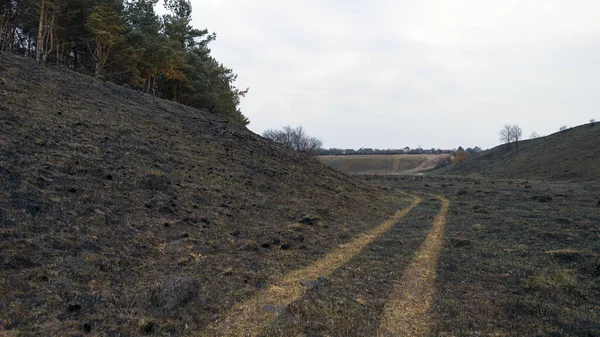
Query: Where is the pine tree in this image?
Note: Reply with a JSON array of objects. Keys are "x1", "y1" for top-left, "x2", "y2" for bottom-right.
[
  {"x1": 159, "y1": 0, "x2": 214, "y2": 101},
  {"x1": 3, "y1": 0, "x2": 249, "y2": 124},
  {"x1": 36, "y1": 0, "x2": 47, "y2": 61},
  {"x1": 56, "y1": 0, "x2": 97, "y2": 68},
  {"x1": 162, "y1": 0, "x2": 211, "y2": 50},
  {"x1": 124, "y1": 0, "x2": 174, "y2": 93},
  {"x1": 86, "y1": 3, "x2": 124, "y2": 78},
  {"x1": 0, "y1": 0, "x2": 18, "y2": 52},
  {"x1": 182, "y1": 47, "x2": 249, "y2": 124}
]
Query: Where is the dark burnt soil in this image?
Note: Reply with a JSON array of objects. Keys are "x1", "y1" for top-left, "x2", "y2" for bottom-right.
[
  {"x1": 260, "y1": 196, "x2": 441, "y2": 336},
  {"x1": 440, "y1": 122, "x2": 600, "y2": 181},
  {"x1": 0, "y1": 54, "x2": 409, "y2": 335},
  {"x1": 363, "y1": 174, "x2": 600, "y2": 336}
]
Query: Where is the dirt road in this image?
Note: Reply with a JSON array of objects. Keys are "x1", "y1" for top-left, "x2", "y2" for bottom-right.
[{"x1": 203, "y1": 192, "x2": 449, "y2": 336}]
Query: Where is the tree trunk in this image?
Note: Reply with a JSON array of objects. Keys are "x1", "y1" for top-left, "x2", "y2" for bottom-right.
[
  {"x1": 0, "y1": 18, "x2": 5, "y2": 52},
  {"x1": 9, "y1": 26, "x2": 15, "y2": 53},
  {"x1": 94, "y1": 44, "x2": 103, "y2": 78},
  {"x1": 95, "y1": 62, "x2": 102, "y2": 78},
  {"x1": 60, "y1": 40, "x2": 66, "y2": 64},
  {"x1": 93, "y1": 40, "x2": 104, "y2": 78},
  {"x1": 0, "y1": 23, "x2": 5, "y2": 52},
  {"x1": 43, "y1": 11, "x2": 55, "y2": 63},
  {"x1": 146, "y1": 76, "x2": 154, "y2": 94},
  {"x1": 36, "y1": 0, "x2": 46, "y2": 62},
  {"x1": 73, "y1": 44, "x2": 78, "y2": 70},
  {"x1": 0, "y1": 20, "x2": 8, "y2": 52},
  {"x1": 55, "y1": 38, "x2": 59, "y2": 65}
]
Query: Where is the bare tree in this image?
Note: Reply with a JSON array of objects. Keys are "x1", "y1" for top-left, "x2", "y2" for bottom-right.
[
  {"x1": 530, "y1": 132, "x2": 540, "y2": 139},
  {"x1": 499, "y1": 124, "x2": 513, "y2": 149},
  {"x1": 263, "y1": 125, "x2": 323, "y2": 154},
  {"x1": 510, "y1": 125, "x2": 523, "y2": 152},
  {"x1": 499, "y1": 124, "x2": 523, "y2": 151}
]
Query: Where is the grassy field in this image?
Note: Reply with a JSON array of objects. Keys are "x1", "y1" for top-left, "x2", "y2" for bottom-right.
[{"x1": 317, "y1": 154, "x2": 450, "y2": 174}]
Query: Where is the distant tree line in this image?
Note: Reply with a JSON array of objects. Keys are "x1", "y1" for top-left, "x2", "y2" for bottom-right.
[
  {"x1": 260, "y1": 125, "x2": 483, "y2": 159},
  {"x1": 452, "y1": 145, "x2": 485, "y2": 167},
  {"x1": 316, "y1": 147, "x2": 457, "y2": 156},
  {"x1": 0, "y1": 0, "x2": 248, "y2": 124}
]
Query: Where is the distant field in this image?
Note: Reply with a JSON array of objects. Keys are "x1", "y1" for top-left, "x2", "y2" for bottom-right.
[{"x1": 318, "y1": 154, "x2": 451, "y2": 174}]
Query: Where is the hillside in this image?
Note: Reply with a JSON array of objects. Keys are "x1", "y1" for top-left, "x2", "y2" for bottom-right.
[
  {"x1": 0, "y1": 54, "x2": 409, "y2": 335},
  {"x1": 318, "y1": 154, "x2": 452, "y2": 175},
  {"x1": 444, "y1": 123, "x2": 600, "y2": 180}
]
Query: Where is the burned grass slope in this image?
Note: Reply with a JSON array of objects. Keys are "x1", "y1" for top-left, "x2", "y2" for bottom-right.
[
  {"x1": 444, "y1": 123, "x2": 600, "y2": 180},
  {"x1": 364, "y1": 175, "x2": 600, "y2": 336},
  {"x1": 0, "y1": 54, "x2": 408, "y2": 335}
]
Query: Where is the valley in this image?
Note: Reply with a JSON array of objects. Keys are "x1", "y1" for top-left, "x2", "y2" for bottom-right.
[{"x1": 1, "y1": 53, "x2": 599, "y2": 336}]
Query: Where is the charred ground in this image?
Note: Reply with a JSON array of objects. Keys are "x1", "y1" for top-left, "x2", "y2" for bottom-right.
[
  {"x1": 442, "y1": 123, "x2": 600, "y2": 181},
  {"x1": 0, "y1": 54, "x2": 409, "y2": 335},
  {"x1": 363, "y1": 175, "x2": 600, "y2": 336},
  {"x1": 2, "y1": 53, "x2": 600, "y2": 337}
]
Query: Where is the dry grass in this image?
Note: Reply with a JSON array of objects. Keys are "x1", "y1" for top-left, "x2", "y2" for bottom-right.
[
  {"x1": 257, "y1": 193, "x2": 445, "y2": 336},
  {"x1": 202, "y1": 194, "x2": 421, "y2": 336},
  {"x1": 377, "y1": 195, "x2": 449, "y2": 336},
  {"x1": 3, "y1": 52, "x2": 599, "y2": 336},
  {"x1": 365, "y1": 174, "x2": 600, "y2": 336},
  {"x1": 442, "y1": 122, "x2": 600, "y2": 180},
  {"x1": 0, "y1": 53, "x2": 411, "y2": 335},
  {"x1": 317, "y1": 155, "x2": 444, "y2": 175}
]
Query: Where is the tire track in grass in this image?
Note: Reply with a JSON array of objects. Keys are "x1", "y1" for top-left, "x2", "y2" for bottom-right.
[
  {"x1": 260, "y1": 194, "x2": 441, "y2": 337},
  {"x1": 392, "y1": 156, "x2": 400, "y2": 173},
  {"x1": 376, "y1": 194, "x2": 449, "y2": 337},
  {"x1": 201, "y1": 193, "x2": 422, "y2": 337}
]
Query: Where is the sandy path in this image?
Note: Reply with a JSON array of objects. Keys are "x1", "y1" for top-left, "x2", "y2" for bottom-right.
[
  {"x1": 376, "y1": 194, "x2": 449, "y2": 336},
  {"x1": 392, "y1": 156, "x2": 401, "y2": 173},
  {"x1": 201, "y1": 194, "x2": 422, "y2": 337}
]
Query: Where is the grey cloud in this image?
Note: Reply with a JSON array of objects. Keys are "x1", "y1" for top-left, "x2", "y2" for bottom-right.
[{"x1": 181, "y1": 0, "x2": 600, "y2": 149}]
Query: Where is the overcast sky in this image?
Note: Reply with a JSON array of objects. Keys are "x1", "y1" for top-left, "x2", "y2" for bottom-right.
[{"x1": 165, "y1": 1, "x2": 600, "y2": 150}]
